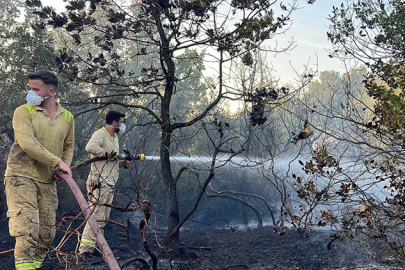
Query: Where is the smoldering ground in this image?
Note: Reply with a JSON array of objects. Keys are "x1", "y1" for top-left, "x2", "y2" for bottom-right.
[{"x1": 0, "y1": 216, "x2": 401, "y2": 269}]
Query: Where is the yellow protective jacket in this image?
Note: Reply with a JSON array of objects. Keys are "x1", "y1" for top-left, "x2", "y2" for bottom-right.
[
  {"x1": 86, "y1": 127, "x2": 120, "y2": 186},
  {"x1": 5, "y1": 103, "x2": 75, "y2": 183}
]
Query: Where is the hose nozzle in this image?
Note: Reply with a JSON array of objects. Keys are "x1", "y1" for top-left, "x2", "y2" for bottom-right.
[{"x1": 118, "y1": 149, "x2": 145, "y2": 161}]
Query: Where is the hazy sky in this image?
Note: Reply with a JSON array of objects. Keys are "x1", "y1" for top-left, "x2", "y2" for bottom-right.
[
  {"x1": 40, "y1": 0, "x2": 346, "y2": 84},
  {"x1": 270, "y1": 0, "x2": 346, "y2": 83}
]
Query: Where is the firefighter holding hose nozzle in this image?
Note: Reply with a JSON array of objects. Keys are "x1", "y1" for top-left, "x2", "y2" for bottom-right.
[{"x1": 78, "y1": 110, "x2": 137, "y2": 258}]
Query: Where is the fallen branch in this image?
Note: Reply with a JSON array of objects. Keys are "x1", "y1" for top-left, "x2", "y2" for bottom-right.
[{"x1": 0, "y1": 249, "x2": 14, "y2": 255}]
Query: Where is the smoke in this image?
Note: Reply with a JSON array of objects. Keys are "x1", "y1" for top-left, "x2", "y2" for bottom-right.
[{"x1": 140, "y1": 153, "x2": 394, "y2": 232}]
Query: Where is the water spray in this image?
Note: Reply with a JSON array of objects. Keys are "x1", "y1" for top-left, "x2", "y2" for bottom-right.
[
  {"x1": 114, "y1": 153, "x2": 261, "y2": 168},
  {"x1": 128, "y1": 155, "x2": 260, "y2": 166},
  {"x1": 143, "y1": 156, "x2": 160, "y2": 161}
]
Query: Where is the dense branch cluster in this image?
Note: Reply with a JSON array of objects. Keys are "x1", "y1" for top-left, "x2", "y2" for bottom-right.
[{"x1": 245, "y1": 86, "x2": 278, "y2": 126}]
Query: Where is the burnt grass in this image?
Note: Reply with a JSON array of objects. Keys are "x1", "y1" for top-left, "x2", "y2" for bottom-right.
[{"x1": 0, "y1": 217, "x2": 403, "y2": 270}]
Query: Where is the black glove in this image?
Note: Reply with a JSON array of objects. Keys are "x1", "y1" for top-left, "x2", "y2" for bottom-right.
[{"x1": 105, "y1": 151, "x2": 118, "y2": 161}]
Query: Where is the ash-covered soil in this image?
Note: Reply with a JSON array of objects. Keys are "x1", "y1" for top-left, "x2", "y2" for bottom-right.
[{"x1": 0, "y1": 217, "x2": 403, "y2": 270}]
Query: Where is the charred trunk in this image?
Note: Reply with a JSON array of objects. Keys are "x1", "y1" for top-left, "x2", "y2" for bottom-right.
[{"x1": 160, "y1": 129, "x2": 181, "y2": 247}]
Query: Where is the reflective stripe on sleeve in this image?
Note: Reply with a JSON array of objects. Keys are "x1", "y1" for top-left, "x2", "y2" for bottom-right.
[
  {"x1": 64, "y1": 110, "x2": 72, "y2": 123},
  {"x1": 23, "y1": 104, "x2": 36, "y2": 115}
]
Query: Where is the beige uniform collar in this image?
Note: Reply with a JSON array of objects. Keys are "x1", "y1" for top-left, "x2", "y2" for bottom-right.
[{"x1": 32, "y1": 102, "x2": 64, "y2": 116}]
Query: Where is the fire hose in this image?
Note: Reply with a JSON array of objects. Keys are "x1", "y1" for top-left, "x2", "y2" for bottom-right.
[{"x1": 55, "y1": 152, "x2": 145, "y2": 270}]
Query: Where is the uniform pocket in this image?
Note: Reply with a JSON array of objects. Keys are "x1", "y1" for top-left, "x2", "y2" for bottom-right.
[{"x1": 7, "y1": 209, "x2": 39, "y2": 237}]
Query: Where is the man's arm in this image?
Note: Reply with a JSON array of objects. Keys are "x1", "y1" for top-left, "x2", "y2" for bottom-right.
[
  {"x1": 85, "y1": 129, "x2": 106, "y2": 157},
  {"x1": 61, "y1": 115, "x2": 75, "y2": 167}
]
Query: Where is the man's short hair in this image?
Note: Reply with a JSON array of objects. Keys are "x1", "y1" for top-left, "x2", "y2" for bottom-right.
[
  {"x1": 27, "y1": 70, "x2": 58, "y2": 89},
  {"x1": 106, "y1": 111, "x2": 125, "y2": 125}
]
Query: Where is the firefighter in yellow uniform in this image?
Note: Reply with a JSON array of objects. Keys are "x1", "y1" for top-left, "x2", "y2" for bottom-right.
[
  {"x1": 4, "y1": 70, "x2": 75, "y2": 270},
  {"x1": 78, "y1": 111, "x2": 132, "y2": 256}
]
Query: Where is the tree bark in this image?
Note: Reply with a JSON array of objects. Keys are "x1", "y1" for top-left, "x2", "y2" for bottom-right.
[{"x1": 160, "y1": 124, "x2": 180, "y2": 246}]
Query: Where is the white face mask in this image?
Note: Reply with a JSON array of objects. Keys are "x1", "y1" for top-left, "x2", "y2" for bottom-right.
[
  {"x1": 118, "y1": 123, "x2": 126, "y2": 134},
  {"x1": 107, "y1": 123, "x2": 126, "y2": 134},
  {"x1": 26, "y1": 90, "x2": 49, "y2": 106}
]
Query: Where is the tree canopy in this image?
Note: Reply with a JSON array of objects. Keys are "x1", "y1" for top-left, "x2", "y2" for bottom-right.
[
  {"x1": 328, "y1": 0, "x2": 405, "y2": 140},
  {"x1": 22, "y1": 0, "x2": 309, "y2": 246}
]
